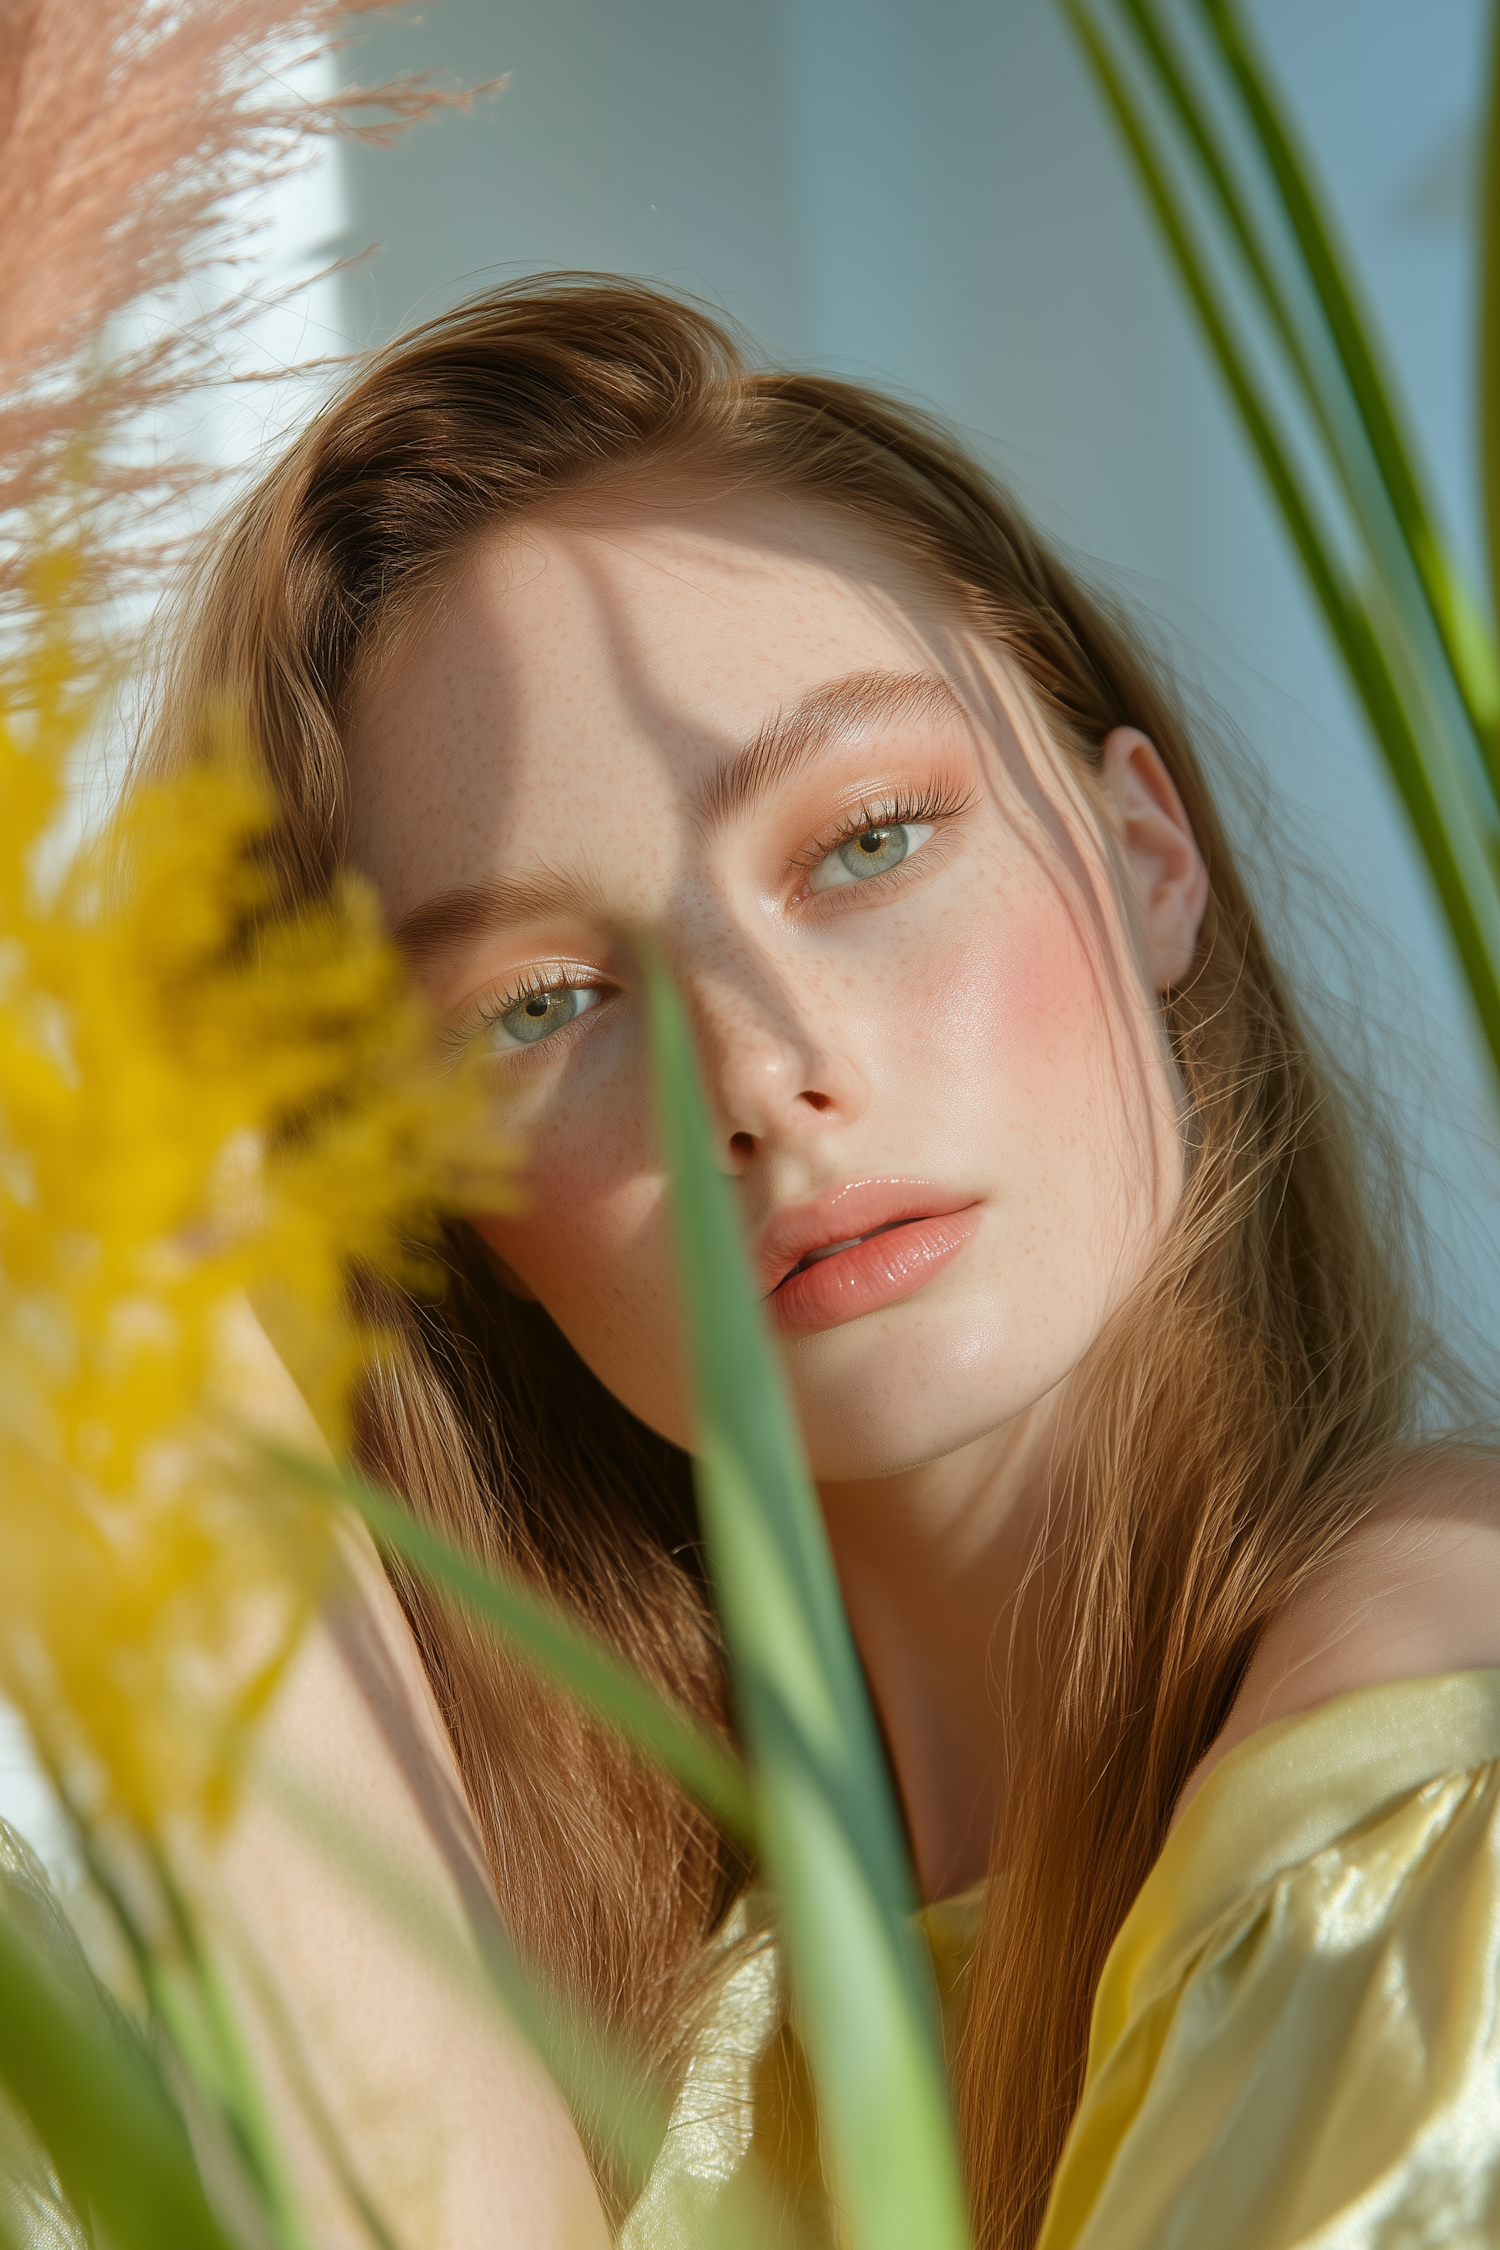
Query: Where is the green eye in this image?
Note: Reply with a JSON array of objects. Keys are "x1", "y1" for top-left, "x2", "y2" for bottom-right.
[
  {"x1": 487, "y1": 984, "x2": 601, "y2": 1050},
  {"x1": 841, "y1": 826, "x2": 908, "y2": 876},
  {"x1": 809, "y1": 821, "x2": 935, "y2": 893}
]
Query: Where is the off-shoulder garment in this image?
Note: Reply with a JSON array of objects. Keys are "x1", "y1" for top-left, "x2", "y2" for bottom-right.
[{"x1": 624, "y1": 1670, "x2": 1500, "y2": 2248}]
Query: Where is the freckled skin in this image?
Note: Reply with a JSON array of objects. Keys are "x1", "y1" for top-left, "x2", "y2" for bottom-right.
[
  {"x1": 346, "y1": 494, "x2": 1204, "y2": 1897},
  {"x1": 348, "y1": 501, "x2": 1181, "y2": 1474}
]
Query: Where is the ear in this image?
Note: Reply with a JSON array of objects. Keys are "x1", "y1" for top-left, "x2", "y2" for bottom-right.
[{"x1": 1099, "y1": 727, "x2": 1209, "y2": 990}]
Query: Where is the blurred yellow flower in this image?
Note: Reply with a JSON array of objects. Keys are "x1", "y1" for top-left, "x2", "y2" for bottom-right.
[{"x1": 0, "y1": 556, "x2": 517, "y2": 1836}]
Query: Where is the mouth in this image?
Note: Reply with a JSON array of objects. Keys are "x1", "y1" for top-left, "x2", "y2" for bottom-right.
[
  {"x1": 756, "y1": 1183, "x2": 980, "y2": 1334},
  {"x1": 774, "y1": 1216, "x2": 921, "y2": 1289}
]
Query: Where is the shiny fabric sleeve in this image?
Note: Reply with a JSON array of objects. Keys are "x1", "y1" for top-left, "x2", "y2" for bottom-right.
[{"x1": 1038, "y1": 1670, "x2": 1500, "y2": 2250}]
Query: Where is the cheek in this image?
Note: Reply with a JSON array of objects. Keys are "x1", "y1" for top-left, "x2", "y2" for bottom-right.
[
  {"x1": 470, "y1": 1055, "x2": 673, "y2": 1368},
  {"x1": 918, "y1": 867, "x2": 1163, "y2": 1262},
  {"x1": 908, "y1": 865, "x2": 1113, "y2": 1121},
  {"x1": 958, "y1": 875, "x2": 1179, "y2": 1301}
]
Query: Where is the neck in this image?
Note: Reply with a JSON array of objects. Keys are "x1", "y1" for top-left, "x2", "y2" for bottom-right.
[{"x1": 817, "y1": 1393, "x2": 1066, "y2": 1903}]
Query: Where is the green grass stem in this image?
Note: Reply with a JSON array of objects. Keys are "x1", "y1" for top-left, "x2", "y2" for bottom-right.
[
  {"x1": 1065, "y1": 0, "x2": 1500, "y2": 1087},
  {"x1": 263, "y1": 1443, "x2": 757, "y2": 1847},
  {"x1": 1194, "y1": 0, "x2": 1500, "y2": 756},
  {"x1": 643, "y1": 942, "x2": 972, "y2": 2250},
  {"x1": 0, "y1": 1905, "x2": 230, "y2": 2250}
]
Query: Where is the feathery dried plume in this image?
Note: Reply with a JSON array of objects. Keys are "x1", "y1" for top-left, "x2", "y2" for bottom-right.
[
  {"x1": 0, "y1": 0, "x2": 520, "y2": 1842},
  {"x1": 0, "y1": 0, "x2": 481, "y2": 621}
]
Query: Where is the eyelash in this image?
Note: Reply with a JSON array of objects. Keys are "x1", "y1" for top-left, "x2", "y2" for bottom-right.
[
  {"x1": 444, "y1": 962, "x2": 605, "y2": 1064},
  {"x1": 794, "y1": 780, "x2": 975, "y2": 881},
  {"x1": 446, "y1": 779, "x2": 974, "y2": 1063}
]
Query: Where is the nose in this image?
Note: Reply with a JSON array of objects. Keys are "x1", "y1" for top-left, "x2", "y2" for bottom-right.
[{"x1": 684, "y1": 959, "x2": 867, "y2": 1171}]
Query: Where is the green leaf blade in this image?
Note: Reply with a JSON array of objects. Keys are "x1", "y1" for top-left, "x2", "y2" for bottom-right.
[
  {"x1": 644, "y1": 943, "x2": 972, "y2": 2250},
  {"x1": 1481, "y1": 3, "x2": 1500, "y2": 658},
  {"x1": 1065, "y1": 0, "x2": 1500, "y2": 1090},
  {"x1": 0, "y1": 1905, "x2": 231, "y2": 2250},
  {"x1": 1192, "y1": 0, "x2": 1500, "y2": 759},
  {"x1": 264, "y1": 1443, "x2": 757, "y2": 1845}
]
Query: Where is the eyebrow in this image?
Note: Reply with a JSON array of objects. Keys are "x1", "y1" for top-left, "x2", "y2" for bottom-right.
[
  {"x1": 391, "y1": 669, "x2": 972, "y2": 969},
  {"x1": 693, "y1": 669, "x2": 972, "y2": 830},
  {"x1": 391, "y1": 871, "x2": 582, "y2": 967}
]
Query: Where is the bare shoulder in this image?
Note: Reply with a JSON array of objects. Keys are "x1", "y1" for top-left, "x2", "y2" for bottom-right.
[{"x1": 1174, "y1": 1450, "x2": 1500, "y2": 1824}]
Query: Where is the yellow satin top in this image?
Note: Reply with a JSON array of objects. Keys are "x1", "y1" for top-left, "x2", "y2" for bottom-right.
[
  {"x1": 5, "y1": 1671, "x2": 1500, "y2": 2245},
  {"x1": 624, "y1": 1669, "x2": 1500, "y2": 2249}
]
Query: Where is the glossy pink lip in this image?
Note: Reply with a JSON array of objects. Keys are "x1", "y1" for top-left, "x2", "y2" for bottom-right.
[{"x1": 756, "y1": 1181, "x2": 980, "y2": 1335}]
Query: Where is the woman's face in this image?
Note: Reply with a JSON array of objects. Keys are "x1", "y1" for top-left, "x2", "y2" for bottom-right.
[{"x1": 345, "y1": 496, "x2": 1201, "y2": 1482}]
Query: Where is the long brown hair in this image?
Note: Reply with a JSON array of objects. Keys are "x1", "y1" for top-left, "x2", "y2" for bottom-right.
[{"x1": 145, "y1": 276, "x2": 1431, "y2": 2243}]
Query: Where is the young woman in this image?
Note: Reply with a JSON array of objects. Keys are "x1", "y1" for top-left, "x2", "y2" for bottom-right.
[{"x1": 143, "y1": 275, "x2": 1500, "y2": 2248}]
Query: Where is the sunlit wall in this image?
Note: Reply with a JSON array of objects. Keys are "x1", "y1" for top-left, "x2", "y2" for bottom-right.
[
  {"x1": 336, "y1": 0, "x2": 1500, "y2": 1345},
  {"x1": 335, "y1": 0, "x2": 1500, "y2": 1346}
]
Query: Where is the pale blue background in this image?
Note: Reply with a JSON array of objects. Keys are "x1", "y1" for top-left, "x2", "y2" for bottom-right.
[{"x1": 330, "y1": 0, "x2": 1500, "y2": 1349}]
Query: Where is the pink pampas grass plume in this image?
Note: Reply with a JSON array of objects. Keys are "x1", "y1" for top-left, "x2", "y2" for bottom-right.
[{"x1": 0, "y1": 1, "x2": 477, "y2": 614}]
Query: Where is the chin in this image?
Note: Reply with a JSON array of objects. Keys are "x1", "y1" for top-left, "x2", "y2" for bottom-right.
[{"x1": 783, "y1": 1310, "x2": 1069, "y2": 1485}]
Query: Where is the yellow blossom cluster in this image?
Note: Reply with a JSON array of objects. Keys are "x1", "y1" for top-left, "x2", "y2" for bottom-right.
[{"x1": 0, "y1": 558, "x2": 516, "y2": 1836}]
